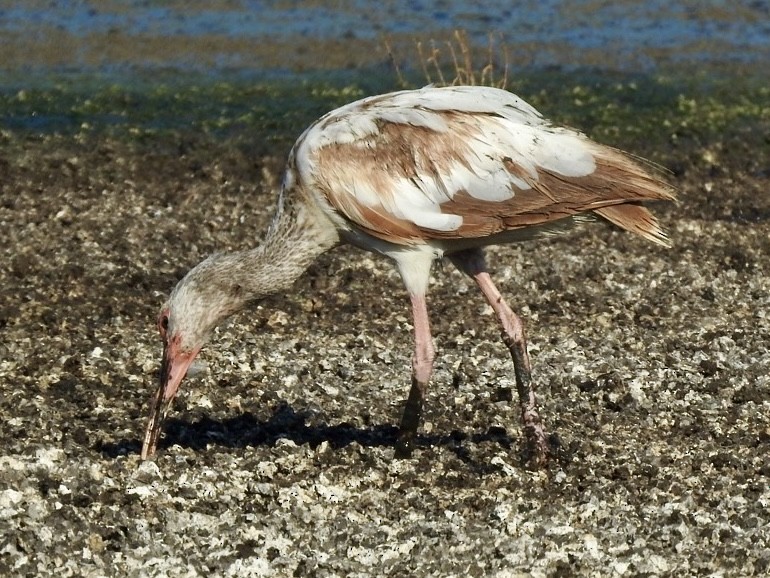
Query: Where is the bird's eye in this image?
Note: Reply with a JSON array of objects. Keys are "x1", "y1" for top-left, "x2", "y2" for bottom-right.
[{"x1": 158, "y1": 312, "x2": 170, "y2": 337}]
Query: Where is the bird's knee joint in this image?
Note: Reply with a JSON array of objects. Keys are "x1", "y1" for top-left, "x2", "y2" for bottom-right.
[{"x1": 412, "y1": 344, "x2": 435, "y2": 379}]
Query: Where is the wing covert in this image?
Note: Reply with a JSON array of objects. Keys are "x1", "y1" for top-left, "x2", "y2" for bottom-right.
[{"x1": 290, "y1": 86, "x2": 671, "y2": 245}]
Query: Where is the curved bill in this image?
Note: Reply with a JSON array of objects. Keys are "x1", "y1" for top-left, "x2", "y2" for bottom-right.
[{"x1": 140, "y1": 340, "x2": 200, "y2": 459}]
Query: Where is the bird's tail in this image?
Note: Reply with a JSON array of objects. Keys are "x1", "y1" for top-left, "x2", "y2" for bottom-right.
[
  {"x1": 593, "y1": 204, "x2": 671, "y2": 247},
  {"x1": 589, "y1": 146, "x2": 676, "y2": 247}
]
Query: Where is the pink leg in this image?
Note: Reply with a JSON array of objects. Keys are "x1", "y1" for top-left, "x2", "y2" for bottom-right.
[
  {"x1": 395, "y1": 292, "x2": 436, "y2": 458},
  {"x1": 451, "y1": 249, "x2": 550, "y2": 468}
]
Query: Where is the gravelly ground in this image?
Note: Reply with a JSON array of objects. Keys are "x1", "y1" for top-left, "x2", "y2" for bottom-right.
[{"x1": 1, "y1": 81, "x2": 769, "y2": 577}]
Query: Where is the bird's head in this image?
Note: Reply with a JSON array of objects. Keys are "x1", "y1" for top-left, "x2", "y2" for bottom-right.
[{"x1": 140, "y1": 257, "x2": 249, "y2": 459}]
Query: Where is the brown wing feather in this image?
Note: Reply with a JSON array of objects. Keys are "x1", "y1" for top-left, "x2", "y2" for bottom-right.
[
  {"x1": 428, "y1": 145, "x2": 674, "y2": 241},
  {"x1": 354, "y1": 202, "x2": 423, "y2": 242},
  {"x1": 593, "y1": 204, "x2": 670, "y2": 246},
  {"x1": 309, "y1": 107, "x2": 675, "y2": 246}
]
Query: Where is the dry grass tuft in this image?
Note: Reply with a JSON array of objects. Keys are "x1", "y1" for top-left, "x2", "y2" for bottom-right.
[{"x1": 386, "y1": 30, "x2": 510, "y2": 89}]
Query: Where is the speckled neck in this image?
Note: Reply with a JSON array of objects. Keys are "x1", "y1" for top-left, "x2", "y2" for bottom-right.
[
  {"x1": 242, "y1": 193, "x2": 340, "y2": 299},
  {"x1": 167, "y1": 187, "x2": 341, "y2": 348}
]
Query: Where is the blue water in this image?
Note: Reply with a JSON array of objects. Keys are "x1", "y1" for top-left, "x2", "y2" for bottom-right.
[{"x1": 1, "y1": 0, "x2": 769, "y2": 76}]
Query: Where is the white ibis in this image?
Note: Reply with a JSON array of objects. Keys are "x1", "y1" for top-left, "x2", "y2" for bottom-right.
[{"x1": 141, "y1": 85, "x2": 675, "y2": 466}]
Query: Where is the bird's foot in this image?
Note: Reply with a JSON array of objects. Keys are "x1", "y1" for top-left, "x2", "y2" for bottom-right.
[
  {"x1": 395, "y1": 376, "x2": 426, "y2": 459},
  {"x1": 521, "y1": 424, "x2": 549, "y2": 469},
  {"x1": 520, "y1": 424, "x2": 571, "y2": 470},
  {"x1": 394, "y1": 430, "x2": 417, "y2": 459}
]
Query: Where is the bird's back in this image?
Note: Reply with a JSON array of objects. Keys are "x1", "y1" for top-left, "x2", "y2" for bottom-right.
[{"x1": 286, "y1": 85, "x2": 675, "y2": 250}]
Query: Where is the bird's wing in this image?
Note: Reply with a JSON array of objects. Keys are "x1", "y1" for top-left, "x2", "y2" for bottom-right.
[{"x1": 292, "y1": 86, "x2": 673, "y2": 245}]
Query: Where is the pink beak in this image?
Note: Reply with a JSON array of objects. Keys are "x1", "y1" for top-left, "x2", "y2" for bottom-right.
[{"x1": 140, "y1": 337, "x2": 200, "y2": 459}]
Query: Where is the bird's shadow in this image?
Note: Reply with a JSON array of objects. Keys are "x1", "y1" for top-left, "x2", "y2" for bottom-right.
[{"x1": 97, "y1": 402, "x2": 520, "y2": 469}]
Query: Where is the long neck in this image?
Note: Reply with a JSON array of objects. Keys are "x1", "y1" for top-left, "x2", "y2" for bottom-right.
[
  {"x1": 240, "y1": 193, "x2": 339, "y2": 298},
  {"x1": 168, "y1": 186, "x2": 340, "y2": 348}
]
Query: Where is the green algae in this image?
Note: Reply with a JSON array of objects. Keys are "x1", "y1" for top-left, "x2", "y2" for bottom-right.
[{"x1": 1, "y1": 70, "x2": 768, "y2": 166}]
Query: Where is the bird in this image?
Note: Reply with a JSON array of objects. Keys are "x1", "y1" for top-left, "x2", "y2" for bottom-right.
[{"x1": 140, "y1": 84, "x2": 675, "y2": 467}]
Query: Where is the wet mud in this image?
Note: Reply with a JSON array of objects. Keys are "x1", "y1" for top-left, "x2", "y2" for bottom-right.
[{"x1": 1, "y1": 71, "x2": 769, "y2": 575}]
